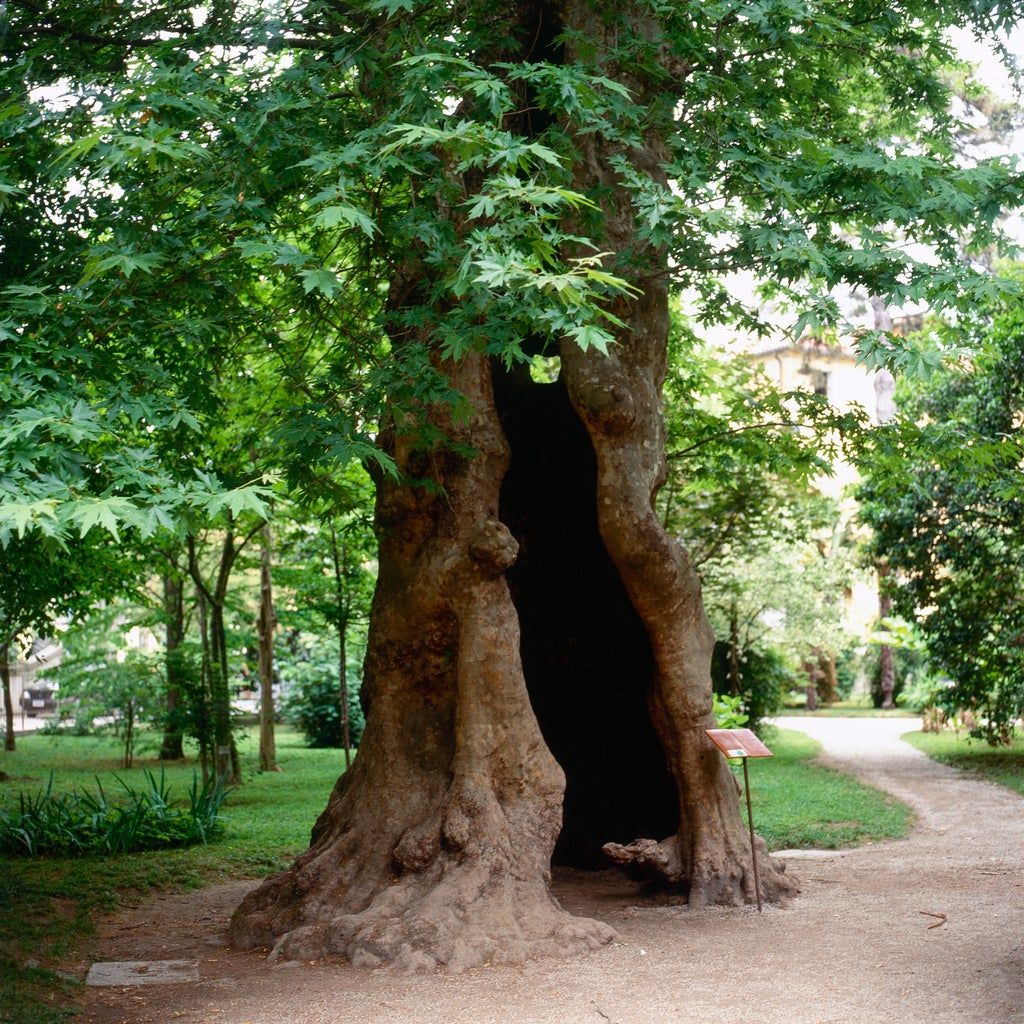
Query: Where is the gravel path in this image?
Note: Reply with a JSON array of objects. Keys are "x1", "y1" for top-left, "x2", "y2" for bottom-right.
[{"x1": 81, "y1": 718, "x2": 1024, "y2": 1024}]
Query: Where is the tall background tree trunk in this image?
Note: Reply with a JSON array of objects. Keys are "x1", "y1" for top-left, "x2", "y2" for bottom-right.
[
  {"x1": 817, "y1": 651, "x2": 839, "y2": 704},
  {"x1": 160, "y1": 571, "x2": 186, "y2": 760},
  {"x1": 872, "y1": 296, "x2": 897, "y2": 709},
  {"x1": 190, "y1": 531, "x2": 242, "y2": 783},
  {"x1": 329, "y1": 522, "x2": 352, "y2": 769},
  {"x1": 195, "y1": 583, "x2": 213, "y2": 780},
  {"x1": 1, "y1": 641, "x2": 14, "y2": 752},
  {"x1": 257, "y1": 523, "x2": 277, "y2": 772},
  {"x1": 877, "y1": 563, "x2": 896, "y2": 709}
]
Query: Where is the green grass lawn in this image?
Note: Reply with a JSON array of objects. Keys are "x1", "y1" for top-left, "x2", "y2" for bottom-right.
[
  {"x1": 0, "y1": 725, "x2": 911, "y2": 1023},
  {"x1": 903, "y1": 730, "x2": 1024, "y2": 797},
  {"x1": 746, "y1": 728, "x2": 913, "y2": 850},
  {"x1": 0, "y1": 726, "x2": 346, "y2": 1024}
]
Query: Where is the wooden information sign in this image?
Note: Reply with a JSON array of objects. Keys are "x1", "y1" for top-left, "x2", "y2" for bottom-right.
[
  {"x1": 704, "y1": 728, "x2": 773, "y2": 760},
  {"x1": 705, "y1": 727, "x2": 774, "y2": 913}
]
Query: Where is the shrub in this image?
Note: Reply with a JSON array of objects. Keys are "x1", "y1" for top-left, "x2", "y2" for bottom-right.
[
  {"x1": 710, "y1": 641, "x2": 793, "y2": 729},
  {"x1": 0, "y1": 770, "x2": 226, "y2": 856},
  {"x1": 712, "y1": 693, "x2": 749, "y2": 729},
  {"x1": 281, "y1": 661, "x2": 365, "y2": 750}
]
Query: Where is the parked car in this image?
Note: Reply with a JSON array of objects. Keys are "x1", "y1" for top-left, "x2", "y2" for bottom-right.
[{"x1": 20, "y1": 686, "x2": 57, "y2": 717}]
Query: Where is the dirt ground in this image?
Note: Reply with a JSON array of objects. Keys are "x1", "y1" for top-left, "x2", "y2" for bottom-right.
[{"x1": 74, "y1": 717, "x2": 1024, "y2": 1024}]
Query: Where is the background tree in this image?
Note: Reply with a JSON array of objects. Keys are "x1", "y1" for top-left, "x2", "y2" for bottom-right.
[
  {"x1": 859, "y1": 267, "x2": 1024, "y2": 742},
  {"x1": 275, "y1": 478, "x2": 376, "y2": 765},
  {"x1": 50, "y1": 608, "x2": 166, "y2": 768},
  {"x1": 0, "y1": 537, "x2": 135, "y2": 750}
]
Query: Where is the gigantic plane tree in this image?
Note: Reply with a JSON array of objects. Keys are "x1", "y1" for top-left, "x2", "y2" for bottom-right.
[{"x1": 2, "y1": 0, "x2": 1022, "y2": 970}]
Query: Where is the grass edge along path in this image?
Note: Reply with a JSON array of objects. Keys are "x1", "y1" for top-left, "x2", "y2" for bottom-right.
[
  {"x1": 903, "y1": 729, "x2": 1024, "y2": 798},
  {"x1": 0, "y1": 726, "x2": 912, "y2": 1023},
  {"x1": 746, "y1": 727, "x2": 913, "y2": 851}
]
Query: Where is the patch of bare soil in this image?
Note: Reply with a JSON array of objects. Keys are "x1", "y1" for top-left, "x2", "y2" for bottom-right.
[{"x1": 76, "y1": 719, "x2": 1024, "y2": 1024}]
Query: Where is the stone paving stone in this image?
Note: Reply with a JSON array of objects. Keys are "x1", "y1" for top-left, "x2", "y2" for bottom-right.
[{"x1": 85, "y1": 960, "x2": 200, "y2": 986}]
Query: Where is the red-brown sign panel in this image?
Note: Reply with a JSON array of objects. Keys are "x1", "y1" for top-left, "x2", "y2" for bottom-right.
[{"x1": 705, "y1": 728, "x2": 773, "y2": 759}]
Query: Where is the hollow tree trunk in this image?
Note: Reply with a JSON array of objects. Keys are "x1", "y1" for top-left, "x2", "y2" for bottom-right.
[
  {"x1": 231, "y1": 0, "x2": 794, "y2": 971},
  {"x1": 160, "y1": 571, "x2": 186, "y2": 760},
  {"x1": 257, "y1": 523, "x2": 277, "y2": 772},
  {"x1": 1, "y1": 642, "x2": 14, "y2": 752},
  {"x1": 231, "y1": 350, "x2": 615, "y2": 970},
  {"x1": 557, "y1": 0, "x2": 794, "y2": 905}
]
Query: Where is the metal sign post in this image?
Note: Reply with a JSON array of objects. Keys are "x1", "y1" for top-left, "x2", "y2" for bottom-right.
[{"x1": 705, "y1": 727, "x2": 774, "y2": 913}]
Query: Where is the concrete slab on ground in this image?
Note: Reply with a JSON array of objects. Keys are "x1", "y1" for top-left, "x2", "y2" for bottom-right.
[{"x1": 85, "y1": 961, "x2": 199, "y2": 987}]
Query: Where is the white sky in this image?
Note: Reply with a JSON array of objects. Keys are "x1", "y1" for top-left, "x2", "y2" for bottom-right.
[{"x1": 948, "y1": 23, "x2": 1024, "y2": 100}]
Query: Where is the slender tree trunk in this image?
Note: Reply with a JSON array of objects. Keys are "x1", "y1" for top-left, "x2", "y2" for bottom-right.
[
  {"x1": 257, "y1": 524, "x2": 277, "y2": 772},
  {"x1": 329, "y1": 522, "x2": 352, "y2": 770},
  {"x1": 802, "y1": 662, "x2": 819, "y2": 711},
  {"x1": 1, "y1": 642, "x2": 14, "y2": 752},
  {"x1": 338, "y1": 614, "x2": 350, "y2": 768},
  {"x1": 124, "y1": 698, "x2": 135, "y2": 769},
  {"x1": 160, "y1": 571, "x2": 186, "y2": 760},
  {"x1": 190, "y1": 532, "x2": 241, "y2": 784},
  {"x1": 872, "y1": 296, "x2": 897, "y2": 709},
  {"x1": 196, "y1": 583, "x2": 213, "y2": 781},
  {"x1": 817, "y1": 651, "x2": 839, "y2": 704},
  {"x1": 209, "y1": 601, "x2": 238, "y2": 782},
  {"x1": 877, "y1": 565, "x2": 896, "y2": 709},
  {"x1": 728, "y1": 605, "x2": 742, "y2": 697},
  {"x1": 231, "y1": 0, "x2": 795, "y2": 970}
]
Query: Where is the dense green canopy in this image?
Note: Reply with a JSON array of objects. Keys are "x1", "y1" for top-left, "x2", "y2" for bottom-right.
[{"x1": 2, "y1": 0, "x2": 1022, "y2": 543}]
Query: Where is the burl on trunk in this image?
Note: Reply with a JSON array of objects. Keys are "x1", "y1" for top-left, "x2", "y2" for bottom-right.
[{"x1": 230, "y1": 0, "x2": 796, "y2": 972}]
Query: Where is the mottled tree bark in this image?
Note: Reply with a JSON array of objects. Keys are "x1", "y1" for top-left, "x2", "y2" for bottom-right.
[
  {"x1": 802, "y1": 661, "x2": 819, "y2": 712},
  {"x1": 817, "y1": 651, "x2": 839, "y2": 704},
  {"x1": 231, "y1": 0, "x2": 795, "y2": 970}
]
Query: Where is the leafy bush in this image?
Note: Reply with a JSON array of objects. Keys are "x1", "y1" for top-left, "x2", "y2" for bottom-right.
[
  {"x1": 710, "y1": 641, "x2": 792, "y2": 729},
  {"x1": 0, "y1": 770, "x2": 226, "y2": 856},
  {"x1": 280, "y1": 658, "x2": 365, "y2": 750},
  {"x1": 712, "y1": 693, "x2": 749, "y2": 729}
]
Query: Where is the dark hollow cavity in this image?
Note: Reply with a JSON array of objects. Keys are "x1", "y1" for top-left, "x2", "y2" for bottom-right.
[{"x1": 493, "y1": 359, "x2": 678, "y2": 868}]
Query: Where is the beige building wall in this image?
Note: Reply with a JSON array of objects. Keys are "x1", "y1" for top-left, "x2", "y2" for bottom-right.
[{"x1": 746, "y1": 339, "x2": 881, "y2": 639}]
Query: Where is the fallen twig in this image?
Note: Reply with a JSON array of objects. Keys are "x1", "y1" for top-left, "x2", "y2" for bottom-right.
[{"x1": 920, "y1": 911, "x2": 947, "y2": 929}]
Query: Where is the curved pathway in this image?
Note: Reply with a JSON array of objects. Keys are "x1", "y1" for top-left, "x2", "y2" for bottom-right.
[{"x1": 82, "y1": 718, "x2": 1024, "y2": 1024}]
